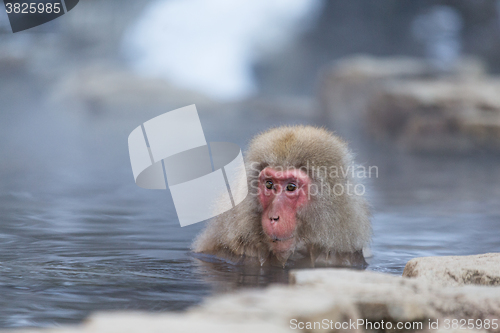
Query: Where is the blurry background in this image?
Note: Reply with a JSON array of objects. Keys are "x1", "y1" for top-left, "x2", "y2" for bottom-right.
[{"x1": 1, "y1": 0, "x2": 500, "y2": 328}]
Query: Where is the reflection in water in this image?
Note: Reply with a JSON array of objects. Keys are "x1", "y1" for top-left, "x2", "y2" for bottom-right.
[
  {"x1": 191, "y1": 251, "x2": 367, "y2": 292},
  {"x1": 0, "y1": 88, "x2": 500, "y2": 327},
  {"x1": 192, "y1": 254, "x2": 289, "y2": 292}
]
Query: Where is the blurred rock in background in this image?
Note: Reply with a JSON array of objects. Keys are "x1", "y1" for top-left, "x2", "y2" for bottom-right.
[
  {"x1": 368, "y1": 77, "x2": 500, "y2": 153},
  {"x1": 317, "y1": 55, "x2": 497, "y2": 153},
  {"x1": 48, "y1": 64, "x2": 218, "y2": 131},
  {"x1": 318, "y1": 55, "x2": 484, "y2": 145}
]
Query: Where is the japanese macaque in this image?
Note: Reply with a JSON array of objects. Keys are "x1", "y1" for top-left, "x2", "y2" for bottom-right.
[{"x1": 193, "y1": 126, "x2": 371, "y2": 268}]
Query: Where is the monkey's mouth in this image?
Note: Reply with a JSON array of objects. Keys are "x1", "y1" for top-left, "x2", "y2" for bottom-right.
[
  {"x1": 271, "y1": 235, "x2": 294, "y2": 242},
  {"x1": 269, "y1": 234, "x2": 296, "y2": 254}
]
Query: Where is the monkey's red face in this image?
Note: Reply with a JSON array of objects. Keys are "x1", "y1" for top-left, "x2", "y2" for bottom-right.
[{"x1": 258, "y1": 167, "x2": 310, "y2": 255}]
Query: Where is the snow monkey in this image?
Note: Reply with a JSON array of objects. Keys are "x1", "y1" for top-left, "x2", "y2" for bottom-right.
[{"x1": 193, "y1": 126, "x2": 371, "y2": 268}]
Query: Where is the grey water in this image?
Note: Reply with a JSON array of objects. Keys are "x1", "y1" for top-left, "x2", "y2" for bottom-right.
[{"x1": 1, "y1": 80, "x2": 500, "y2": 328}]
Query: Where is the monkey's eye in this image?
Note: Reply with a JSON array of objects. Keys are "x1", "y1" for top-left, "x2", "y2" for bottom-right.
[
  {"x1": 265, "y1": 180, "x2": 273, "y2": 189},
  {"x1": 286, "y1": 183, "x2": 297, "y2": 191}
]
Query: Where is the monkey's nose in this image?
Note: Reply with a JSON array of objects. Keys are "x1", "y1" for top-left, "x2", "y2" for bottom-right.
[{"x1": 270, "y1": 216, "x2": 279, "y2": 223}]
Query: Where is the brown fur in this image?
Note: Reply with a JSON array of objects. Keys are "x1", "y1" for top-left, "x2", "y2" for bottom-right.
[{"x1": 192, "y1": 125, "x2": 371, "y2": 266}]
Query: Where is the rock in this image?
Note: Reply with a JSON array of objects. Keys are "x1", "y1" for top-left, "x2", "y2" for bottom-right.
[
  {"x1": 403, "y1": 253, "x2": 500, "y2": 287},
  {"x1": 84, "y1": 312, "x2": 289, "y2": 333},
  {"x1": 171, "y1": 268, "x2": 500, "y2": 332},
  {"x1": 50, "y1": 64, "x2": 216, "y2": 112},
  {"x1": 318, "y1": 55, "x2": 485, "y2": 145},
  {"x1": 7, "y1": 268, "x2": 500, "y2": 333},
  {"x1": 368, "y1": 78, "x2": 500, "y2": 152},
  {"x1": 290, "y1": 269, "x2": 500, "y2": 327}
]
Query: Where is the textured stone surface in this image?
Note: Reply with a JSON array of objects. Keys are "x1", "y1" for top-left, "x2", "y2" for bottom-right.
[
  {"x1": 6, "y1": 267, "x2": 500, "y2": 333},
  {"x1": 403, "y1": 253, "x2": 500, "y2": 287},
  {"x1": 290, "y1": 269, "x2": 500, "y2": 325}
]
